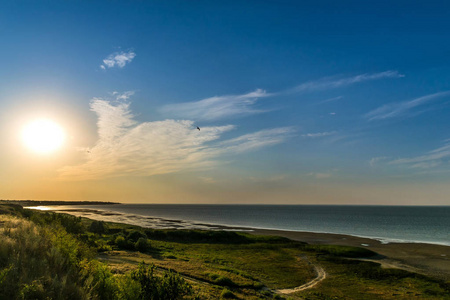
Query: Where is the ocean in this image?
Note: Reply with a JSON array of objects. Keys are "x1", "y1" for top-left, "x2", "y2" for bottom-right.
[{"x1": 29, "y1": 204, "x2": 450, "y2": 246}]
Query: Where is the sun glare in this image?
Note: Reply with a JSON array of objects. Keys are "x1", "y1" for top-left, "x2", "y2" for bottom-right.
[{"x1": 22, "y1": 119, "x2": 65, "y2": 154}]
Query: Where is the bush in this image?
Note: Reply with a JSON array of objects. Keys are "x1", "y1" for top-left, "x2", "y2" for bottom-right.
[
  {"x1": 80, "y1": 260, "x2": 117, "y2": 300},
  {"x1": 131, "y1": 262, "x2": 192, "y2": 300},
  {"x1": 214, "y1": 276, "x2": 236, "y2": 287},
  {"x1": 304, "y1": 244, "x2": 377, "y2": 258},
  {"x1": 127, "y1": 230, "x2": 147, "y2": 243},
  {"x1": 115, "y1": 236, "x2": 127, "y2": 248},
  {"x1": 135, "y1": 238, "x2": 151, "y2": 253},
  {"x1": 89, "y1": 220, "x2": 106, "y2": 234},
  {"x1": 220, "y1": 288, "x2": 235, "y2": 298},
  {"x1": 0, "y1": 204, "x2": 24, "y2": 217}
]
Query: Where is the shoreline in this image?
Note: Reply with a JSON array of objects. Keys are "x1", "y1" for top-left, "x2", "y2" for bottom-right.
[
  {"x1": 26, "y1": 205, "x2": 450, "y2": 281},
  {"x1": 28, "y1": 204, "x2": 450, "y2": 246}
]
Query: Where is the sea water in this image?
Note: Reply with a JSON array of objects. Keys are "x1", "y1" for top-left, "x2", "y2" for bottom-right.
[{"x1": 32, "y1": 204, "x2": 450, "y2": 246}]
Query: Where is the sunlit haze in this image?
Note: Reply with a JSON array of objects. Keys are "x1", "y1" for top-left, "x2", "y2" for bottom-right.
[{"x1": 22, "y1": 119, "x2": 65, "y2": 154}]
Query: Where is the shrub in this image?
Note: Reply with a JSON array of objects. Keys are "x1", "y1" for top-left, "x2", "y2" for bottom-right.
[
  {"x1": 220, "y1": 288, "x2": 235, "y2": 299},
  {"x1": 131, "y1": 262, "x2": 192, "y2": 300},
  {"x1": 80, "y1": 260, "x2": 117, "y2": 300},
  {"x1": 89, "y1": 220, "x2": 106, "y2": 234},
  {"x1": 135, "y1": 238, "x2": 151, "y2": 253},
  {"x1": 0, "y1": 204, "x2": 24, "y2": 217},
  {"x1": 127, "y1": 230, "x2": 147, "y2": 243},
  {"x1": 305, "y1": 244, "x2": 377, "y2": 258},
  {"x1": 214, "y1": 276, "x2": 236, "y2": 287},
  {"x1": 115, "y1": 236, "x2": 127, "y2": 248}
]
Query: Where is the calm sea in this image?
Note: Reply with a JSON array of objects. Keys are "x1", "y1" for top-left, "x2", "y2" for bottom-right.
[{"x1": 34, "y1": 204, "x2": 450, "y2": 246}]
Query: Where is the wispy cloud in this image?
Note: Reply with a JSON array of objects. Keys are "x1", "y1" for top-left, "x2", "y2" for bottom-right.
[
  {"x1": 369, "y1": 156, "x2": 389, "y2": 167},
  {"x1": 248, "y1": 175, "x2": 286, "y2": 183},
  {"x1": 100, "y1": 50, "x2": 136, "y2": 69},
  {"x1": 219, "y1": 127, "x2": 295, "y2": 153},
  {"x1": 199, "y1": 176, "x2": 217, "y2": 184},
  {"x1": 389, "y1": 142, "x2": 450, "y2": 169},
  {"x1": 160, "y1": 71, "x2": 402, "y2": 121},
  {"x1": 112, "y1": 91, "x2": 135, "y2": 100},
  {"x1": 287, "y1": 71, "x2": 404, "y2": 94},
  {"x1": 59, "y1": 98, "x2": 293, "y2": 180},
  {"x1": 301, "y1": 131, "x2": 336, "y2": 138},
  {"x1": 316, "y1": 96, "x2": 343, "y2": 105},
  {"x1": 160, "y1": 89, "x2": 269, "y2": 121},
  {"x1": 365, "y1": 91, "x2": 450, "y2": 121}
]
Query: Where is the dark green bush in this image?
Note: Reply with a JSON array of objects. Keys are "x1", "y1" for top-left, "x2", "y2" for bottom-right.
[
  {"x1": 127, "y1": 230, "x2": 147, "y2": 243},
  {"x1": 132, "y1": 262, "x2": 192, "y2": 300},
  {"x1": 135, "y1": 238, "x2": 151, "y2": 253},
  {"x1": 214, "y1": 276, "x2": 236, "y2": 287},
  {"x1": 304, "y1": 244, "x2": 377, "y2": 258},
  {"x1": 220, "y1": 287, "x2": 235, "y2": 298},
  {"x1": 89, "y1": 220, "x2": 107, "y2": 234},
  {"x1": 115, "y1": 236, "x2": 127, "y2": 248},
  {"x1": 0, "y1": 204, "x2": 24, "y2": 217}
]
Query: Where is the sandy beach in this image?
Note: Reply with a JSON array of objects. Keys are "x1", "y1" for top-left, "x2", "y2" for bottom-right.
[{"x1": 251, "y1": 228, "x2": 450, "y2": 281}]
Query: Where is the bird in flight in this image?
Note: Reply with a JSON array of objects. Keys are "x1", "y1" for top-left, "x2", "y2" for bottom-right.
[{"x1": 196, "y1": 126, "x2": 200, "y2": 131}]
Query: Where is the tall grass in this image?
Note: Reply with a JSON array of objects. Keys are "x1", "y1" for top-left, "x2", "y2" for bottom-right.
[
  {"x1": 0, "y1": 215, "x2": 88, "y2": 299},
  {"x1": 0, "y1": 205, "x2": 193, "y2": 300}
]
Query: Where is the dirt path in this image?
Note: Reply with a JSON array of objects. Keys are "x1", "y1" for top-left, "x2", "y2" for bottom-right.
[{"x1": 276, "y1": 258, "x2": 326, "y2": 294}]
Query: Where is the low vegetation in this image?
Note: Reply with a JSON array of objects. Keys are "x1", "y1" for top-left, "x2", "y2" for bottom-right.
[
  {"x1": 0, "y1": 202, "x2": 449, "y2": 299},
  {"x1": 0, "y1": 204, "x2": 193, "y2": 300}
]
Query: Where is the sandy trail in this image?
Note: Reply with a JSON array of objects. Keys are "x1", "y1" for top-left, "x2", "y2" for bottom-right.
[{"x1": 276, "y1": 258, "x2": 326, "y2": 294}]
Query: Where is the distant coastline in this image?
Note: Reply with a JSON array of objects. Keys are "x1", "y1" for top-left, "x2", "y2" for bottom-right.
[{"x1": 0, "y1": 200, "x2": 120, "y2": 207}]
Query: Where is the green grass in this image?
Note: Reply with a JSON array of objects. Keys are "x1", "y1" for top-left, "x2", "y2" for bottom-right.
[{"x1": 1, "y1": 203, "x2": 449, "y2": 300}]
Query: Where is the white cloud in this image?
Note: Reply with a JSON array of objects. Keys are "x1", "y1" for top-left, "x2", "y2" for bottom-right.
[
  {"x1": 287, "y1": 71, "x2": 404, "y2": 94},
  {"x1": 101, "y1": 50, "x2": 136, "y2": 69},
  {"x1": 59, "y1": 98, "x2": 294, "y2": 180},
  {"x1": 199, "y1": 176, "x2": 217, "y2": 183},
  {"x1": 112, "y1": 91, "x2": 135, "y2": 101},
  {"x1": 365, "y1": 91, "x2": 450, "y2": 121},
  {"x1": 160, "y1": 89, "x2": 269, "y2": 121},
  {"x1": 248, "y1": 175, "x2": 286, "y2": 182},
  {"x1": 389, "y1": 142, "x2": 450, "y2": 169},
  {"x1": 159, "y1": 71, "x2": 402, "y2": 121},
  {"x1": 316, "y1": 96, "x2": 343, "y2": 105},
  {"x1": 301, "y1": 131, "x2": 336, "y2": 138},
  {"x1": 369, "y1": 156, "x2": 389, "y2": 167},
  {"x1": 218, "y1": 127, "x2": 295, "y2": 153}
]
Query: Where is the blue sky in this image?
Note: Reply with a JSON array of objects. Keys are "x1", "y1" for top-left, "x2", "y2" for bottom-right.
[{"x1": 1, "y1": 1, "x2": 450, "y2": 204}]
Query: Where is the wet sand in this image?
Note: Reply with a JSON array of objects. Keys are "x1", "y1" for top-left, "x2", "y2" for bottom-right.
[{"x1": 251, "y1": 229, "x2": 450, "y2": 281}]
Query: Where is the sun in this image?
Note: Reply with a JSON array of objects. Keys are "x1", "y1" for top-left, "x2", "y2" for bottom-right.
[{"x1": 22, "y1": 119, "x2": 65, "y2": 154}]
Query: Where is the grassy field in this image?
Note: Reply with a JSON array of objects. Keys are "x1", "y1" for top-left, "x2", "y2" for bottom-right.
[{"x1": 0, "y1": 202, "x2": 449, "y2": 299}]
